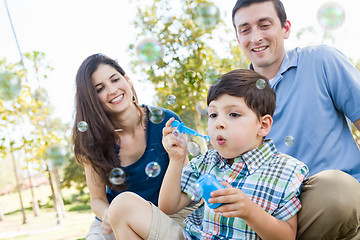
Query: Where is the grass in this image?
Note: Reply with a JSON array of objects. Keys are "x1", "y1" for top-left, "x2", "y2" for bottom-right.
[{"x1": 0, "y1": 185, "x2": 94, "y2": 240}]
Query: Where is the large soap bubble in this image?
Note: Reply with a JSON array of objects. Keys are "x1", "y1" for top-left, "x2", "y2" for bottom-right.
[
  {"x1": 187, "y1": 141, "x2": 201, "y2": 157},
  {"x1": 145, "y1": 161, "x2": 161, "y2": 178},
  {"x1": 149, "y1": 107, "x2": 165, "y2": 124},
  {"x1": 77, "y1": 121, "x2": 88, "y2": 132},
  {"x1": 284, "y1": 135, "x2": 295, "y2": 146},
  {"x1": 109, "y1": 168, "x2": 126, "y2": 185},
  {"x1": 136, "y1": 38, "x2": 163, "y2": 65},
  {"x1": 0, "y1": 71, "x2": 22, "y2": 101},
  {"x1": 318, "y1": 2, "x2": 345, "y2": 30},
  {"x1": 47, "y1": 144, "x2": 66, "y2": 167},
  {"x1": 166, "y1": 94, "x2": 177, "y2": 105},
  {"x1": 256, "y1": 79, "x2": 267, "y2": 90},
  {"x1": 192, "y1": 2, "x2": 220, "y2": 30}
]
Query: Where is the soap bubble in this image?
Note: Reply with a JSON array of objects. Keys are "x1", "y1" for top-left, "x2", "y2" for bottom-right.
[
  {"x1": 204, "y1": 68, "x2": 220, "y2": 85},
  {"x1": 166, "y1": 94, "x2": 177, "y2": 105},
  {"x1": 77, "y1": 121, "x2": 88, "y2": 132},
  {"x1": 47, "y1": 144, "x2": 66, "y2": 167},
  {"x1": 33, "y1": 87, "x2": 48, "y2": 102},
  {"x1": 256, "y1": 79, "x2": 267, "y2": 90},
  {"x1": 318, "y1": 2, "x2": 345, "y2": 29},
  {"x1": 149, "y1": 107, "x2": 165, "y2": 124},
  {"x1": 187, "y1": 182, "x2": 203, "y2": 201},
  {"x1": 192, "y1": 2, "x2": 220, "y2": 30},
  {"x1": 184, "y1": 70, "x2": 197, "y2": 79},
  {"x1": 136, "y1": 38, "x2": 163, "y2": 65},
  {"x1": 284, "y1": 136, "x2": 295, "y2": 146},
  {"x1": 188, "y1": 142, "x2": 201, "y2": 157},
  {"x1": 145, "y1": 161, "x2": 161, "y2": 178},
  {"x1": 0, "y1": 71, "x2": 22, "y2": 101},
  {"x1": 109, "y1": 168, "x2": 126, "y2": 185},
  {"x1": 195, "y1": 101, "x2": 208, "y2": 117}
]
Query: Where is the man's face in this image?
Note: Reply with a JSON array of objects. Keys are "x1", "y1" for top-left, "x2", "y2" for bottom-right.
[{"x1": 233, "y1": 1, "x2": 290, "y2": 76}]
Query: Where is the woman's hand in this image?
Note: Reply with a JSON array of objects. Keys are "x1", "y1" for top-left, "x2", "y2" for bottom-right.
[
  {"x1": 162, "y1": 117, "x2": 188, "y2": 163},
  {"x1": 100, "y1": 208, "x2": 113, "y2": 235}
]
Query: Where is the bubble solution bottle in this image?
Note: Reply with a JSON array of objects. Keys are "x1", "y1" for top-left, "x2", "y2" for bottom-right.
[{"x1": 195, "y1": 174, "x2": 226, "y2": 209}]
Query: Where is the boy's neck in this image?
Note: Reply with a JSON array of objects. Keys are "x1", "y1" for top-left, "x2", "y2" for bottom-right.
[{"x1": 227, "y1": 158, "x2": 234, "y2": 166}]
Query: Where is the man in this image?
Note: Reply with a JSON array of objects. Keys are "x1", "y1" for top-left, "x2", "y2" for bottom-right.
[{"x1": 232, "y1": 0, "x2": 360, "y2": 239}]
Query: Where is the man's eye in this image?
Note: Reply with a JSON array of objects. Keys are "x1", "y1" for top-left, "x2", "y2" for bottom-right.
[{"x1": 240, "y1": 28, "x2": 249, "y2": 34}]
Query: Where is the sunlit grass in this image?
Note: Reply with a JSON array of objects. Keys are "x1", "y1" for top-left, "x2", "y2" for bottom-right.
[{"x1": 0, "y1": 185, "x2": 93, "y2": 240}]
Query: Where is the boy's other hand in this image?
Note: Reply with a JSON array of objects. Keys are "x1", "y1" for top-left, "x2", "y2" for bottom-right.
[{"x1": 209, "y1": 181, "x2": 256, "y2": 219}]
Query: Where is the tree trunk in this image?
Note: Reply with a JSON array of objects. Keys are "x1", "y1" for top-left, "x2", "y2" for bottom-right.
[
  {"x1": 46, "y1": 164, "x2": 64, "y2": 225},
  {"x1": 26, "y1": 167, "x2": 40, "y2": 217},
  {"x1": 10, "y1": 149, "x2": 27, "y2": 224},
  {"x1": 53, "y1": 167, "x2": 65, "y2": 217}
]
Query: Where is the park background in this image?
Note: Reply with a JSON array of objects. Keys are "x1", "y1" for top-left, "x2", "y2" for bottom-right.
[{"x1": 1, "y1": 0, "x2": 360, "y2": 239}]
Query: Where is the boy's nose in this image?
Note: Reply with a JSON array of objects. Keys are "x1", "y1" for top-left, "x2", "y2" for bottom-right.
[{"x1": 215, "y1": 118, "x2": 226, "y2": 129}]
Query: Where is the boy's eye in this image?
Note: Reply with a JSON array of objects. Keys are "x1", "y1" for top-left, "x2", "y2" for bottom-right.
[
  {"x1": 208, "y1": 113, "x2": 217, "y2": 118},
  {"x1": 229, "y1": 113, "x2": 240, "y2": 117}
]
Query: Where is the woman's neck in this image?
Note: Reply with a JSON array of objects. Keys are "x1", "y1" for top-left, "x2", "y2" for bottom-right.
[{"x1": 111, "y1": 104, "x2": 143, "y2": 133}]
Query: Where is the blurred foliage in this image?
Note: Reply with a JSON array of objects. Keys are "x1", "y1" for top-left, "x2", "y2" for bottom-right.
[
  {"x1": 0, "y1": 51, "x2": 70, "y2": 194},
  {"x1": 128, "y1": 0, "x2": 248, "y2": 133},
  {"x1": 61, "y1": 153, "x2": 87, "y2": 193}
]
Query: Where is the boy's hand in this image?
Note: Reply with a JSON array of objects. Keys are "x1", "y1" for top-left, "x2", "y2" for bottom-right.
[
  {"x1": 101, "y1": 208, "x2": 113, "y2": 235},
  {"x1": 162, "y1": 117, "x2": 187, "y2": 162},
  {"x1": 209, "y1": 181, "x2": 256, "y2": 219}
]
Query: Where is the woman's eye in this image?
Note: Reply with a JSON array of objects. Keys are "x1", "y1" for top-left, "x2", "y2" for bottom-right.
[
  {"x1": 96, "y1": 86, "x2": 103, "y2": 93},
  {"x1": 112, "y1": 78, "x2": 120, "y2": 83}
]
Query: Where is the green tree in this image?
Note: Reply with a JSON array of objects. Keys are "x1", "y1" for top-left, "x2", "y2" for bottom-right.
[
  {"x1": 129, "y1": 0, "x2": 248, "y2": 135},
  {"x1": 0, "y1": 52, "x2": 67, "y2": 224}
]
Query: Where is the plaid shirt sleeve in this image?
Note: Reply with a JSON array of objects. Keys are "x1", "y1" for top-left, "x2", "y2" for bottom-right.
[
  {"x1": 180, "y1": 155, "x2": 203, "y2": 201},
  {"x1": 272, "y1": 162, "x2": 309, "y2": 221}
]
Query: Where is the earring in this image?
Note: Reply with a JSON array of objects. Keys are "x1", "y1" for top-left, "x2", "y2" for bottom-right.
[{"x1": 132, "y1": 95, "x2": 136, "y2": 103}]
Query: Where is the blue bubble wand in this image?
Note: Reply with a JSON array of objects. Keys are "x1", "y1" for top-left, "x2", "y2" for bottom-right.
[{"x1": 171, "y1": 120, "x2": 210, "y2": 142}]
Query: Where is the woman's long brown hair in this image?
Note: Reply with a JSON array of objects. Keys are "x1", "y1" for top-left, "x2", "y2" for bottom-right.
[{"x1": 72, "y1": 54, "x2": 143, "y2": 190}]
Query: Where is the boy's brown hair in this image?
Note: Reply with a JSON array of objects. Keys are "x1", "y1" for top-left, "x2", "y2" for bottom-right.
[{"x1": 207, "y1": 69, "x2": 276, "y2": 120}]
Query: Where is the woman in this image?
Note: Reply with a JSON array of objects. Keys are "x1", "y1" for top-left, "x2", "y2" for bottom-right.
[{"x1": 72, "y1": 54, "x2": 190, "y2": 239}]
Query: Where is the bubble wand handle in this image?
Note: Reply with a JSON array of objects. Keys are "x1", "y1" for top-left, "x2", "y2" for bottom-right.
[{"x1": 171, "y1": 120, "x2": 210, "y2": 142}]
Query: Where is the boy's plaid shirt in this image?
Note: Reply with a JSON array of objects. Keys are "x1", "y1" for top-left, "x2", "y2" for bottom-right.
[{"x1": 181, "y1": 140, "x2": 309, "y2": 240}]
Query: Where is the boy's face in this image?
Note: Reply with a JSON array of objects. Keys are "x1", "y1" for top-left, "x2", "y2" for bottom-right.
[
  {"x1": 208, "y1": 94, "x2": 264, "y2": 159},
  {"x1": 233, "y1": 1, "x2": 290, "y2": 74}
]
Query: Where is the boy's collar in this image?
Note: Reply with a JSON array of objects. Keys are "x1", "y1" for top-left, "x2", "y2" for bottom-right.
[{"x1": 233, "y1": 139, "x2": 277, "y2": 174}]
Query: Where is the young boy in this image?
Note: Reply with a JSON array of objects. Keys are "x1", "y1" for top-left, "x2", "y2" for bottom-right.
[{"x1": 107, "y1": 69, "x2": 308, "y2": 240}]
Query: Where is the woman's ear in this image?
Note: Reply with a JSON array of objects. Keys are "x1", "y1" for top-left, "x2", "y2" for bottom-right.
[
  {"x1": 258, "y1": 114, "x2": 273, "y2": 137},
  {"x1": 124, "y1": 74, "x2": 132, "y2": 87}
]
